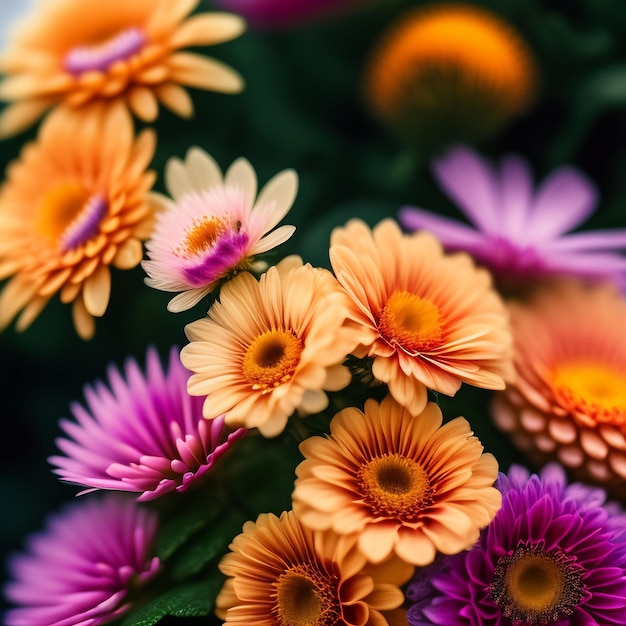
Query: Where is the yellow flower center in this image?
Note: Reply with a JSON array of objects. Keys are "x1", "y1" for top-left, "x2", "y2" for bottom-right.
[
  {"x1": 36, "y1": 182, "x2": 107, "y2": 252},
  {"x1": 358, "y1": 454, "x2": 433, "y2": 521},
  {"x1": 178, "y1": 216, "x2": 228, "y2": 258},
  {"x1": 242, "y1": 329, "x2": 303, "y2": 392},
  {"x1": 550, "y1": 361, "x2": 626, "y2": 426},
  {"x1": 490, "y1": 545, "x2": 585, "y2": 623},
  {"x1": 378, "y1": 291, "x2": 443, "y2": 353},
  {"x1": 274, "y1": 564, "x2": 340, "y2": 626}
]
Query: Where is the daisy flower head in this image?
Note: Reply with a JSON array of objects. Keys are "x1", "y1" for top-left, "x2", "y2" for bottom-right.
[
  {"x1": 180, "y1": 256, "x2": 359, "y2": 438},
  {"x1": 400, "y1": 145, "x2": 626, "y2": 293},
  {"x1": 0, "y1": 0, "x2": 245, "y2": 138},
  {"x1": 49, "y1": 345, "x2": 247, "y2": 502},
  {"x1": 293, "y1": 394, "x2": 501, "y2": 566},
  {"x1": 329, "y1": 218, "x2": 514, "y2": 415},
  {"x1": 406, "y1": 464, "x2": 626, "y2": 625},
  {"x1": 3, "y1": 494, "x2": 161, "y2": 626},
  {"x1": 0, "y1": 103, "x2": 156, "y2": 339},
  {"x1": 492, "y1": 279, "x2": 626, "y2": 497},
  {"x1": 363, "y1": 3, "x2": 537, "y2": 151},
  {"x1": 142, "y1": 147, "x2": 298, "y2": 312},
  {"x1": 215, "y1": 510, "x2": 414, "y2": 626}
]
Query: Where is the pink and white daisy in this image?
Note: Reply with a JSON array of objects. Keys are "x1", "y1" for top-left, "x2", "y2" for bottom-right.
[
  {"x1": 142, "y1": 147, "x2": 298, "y2": 312},
  {"x1": 49, "y1": 345, "x2": 247, "y2": 501}
]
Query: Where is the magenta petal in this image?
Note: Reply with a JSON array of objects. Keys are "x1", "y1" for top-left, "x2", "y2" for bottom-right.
[
  {"x1": 432, "y1": 145, "x2": 500, "y2": 233},
  {"x1": 529, "y1": 166, "x2": 599, "y2": 239}
]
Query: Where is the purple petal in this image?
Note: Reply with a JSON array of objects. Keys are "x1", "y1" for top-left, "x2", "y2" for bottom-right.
[
  {"x1": 498, "y1": 155, "x2": 533, "y2": 238},
  {"x1": 432, "y1": 145, "x2": 500, "y2": 233},
  {"x1": 529, "y1": 166, "x2": 599, "y2": 239}
]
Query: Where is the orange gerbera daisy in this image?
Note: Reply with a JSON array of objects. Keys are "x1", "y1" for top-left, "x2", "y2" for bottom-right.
[
  {"x1": 0, "y1": 103, "x2": 156, "y2": 339},
  {"x1": 492, "y1": 280, "x2": 626, "y2": 496},
  {"x1": 363, "y1": 3, "x2": 537, "y2": 150},
  {"x1": 215, "y1": 510, "x2": 413, "y2": 626},
  {"x1": 329, "y1": 218, "x2": 513, "y2": 415},
  {"x1": 292, "y1": 394, "x2": 501, "y2": 566},
  {"x1": 180, "y1": 256, "x2": 360, "y2": 437},
  {"x1": 0, "y1": 0, "x2": 245, "y2": 138}
]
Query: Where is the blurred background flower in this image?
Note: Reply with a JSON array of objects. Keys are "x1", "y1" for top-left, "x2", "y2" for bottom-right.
[
  {"x1": 3, "y1": 494, "x2": 160, "y2": 626},
  {"x1": 363, "y1": 2, "x2": 538, "y2": 154}
]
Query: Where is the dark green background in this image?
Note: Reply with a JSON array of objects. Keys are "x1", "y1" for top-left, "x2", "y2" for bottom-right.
[{"x1": 1, "y1": 0, "x2": 626, "y2": 622}]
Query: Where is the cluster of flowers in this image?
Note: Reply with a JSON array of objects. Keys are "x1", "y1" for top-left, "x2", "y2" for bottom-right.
[{"x1": 2, "y1": 1, "x2": 626, "y2": 625}]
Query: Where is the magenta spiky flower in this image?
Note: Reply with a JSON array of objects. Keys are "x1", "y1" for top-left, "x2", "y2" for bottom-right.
[
  {"x1": 49, "y1": 346, "x2": 247, "y2": 501},
  {"x1": 3, "y1": 494, "x2": 160, "y2": 626},
  {"x1": 406, "y1": 463, "x2": 626, "y2": 625},
  {"x1": 399, "y1": 146, "x2": 626, "y2": 291}
]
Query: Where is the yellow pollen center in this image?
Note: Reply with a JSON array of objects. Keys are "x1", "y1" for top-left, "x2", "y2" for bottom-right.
[
  {"x1": 180, "y1": 217, "x2": 227, "y2": 257},
  {"x1": 242, "y1": 329, "x2": 303, "y2": 392},
  {"x1": 36, "y1": 182, "x2": 91, "y2": 246},
  {"x1": 490, "y1": 546, "x2": 585, "y2": 623},
  {"x1": 274, "y1": 565, "x2": 340, "y2": 626},
  {"x1": 550, "y1": 361, "x2": 626, "y2": 425},
  {"x1": 378, "y1": 291, "x2": 443, "y2": 353},
  {"x1": 358, "y1": 454, "x2": 433, "y2": 521}
]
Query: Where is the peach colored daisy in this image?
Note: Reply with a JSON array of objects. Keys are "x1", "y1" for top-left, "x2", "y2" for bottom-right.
[
  {"x1": 215, "y1": 510, "x2": 414, "y2": 626},
  {"x1": 492, "y1": 279, "x2": 626, "y2": 497},
  {"x1": 329, "y1": 218, "x2": 514, "y2": 415},
  {"x1": 0, "y1": 0, "x2": 245, "y2": 138},
  {"x1": 142, "y1": 147, "x2": 297, "y2": 312},
  {"x1": 0, "y1": 103, "x2": 156, "y2": 339},
  {"x1": 180, "y1": 256, "x2": 360, "y2": 437},
  {"x1": 292, "y1": 394, "x2": 501, "y2": 566}
]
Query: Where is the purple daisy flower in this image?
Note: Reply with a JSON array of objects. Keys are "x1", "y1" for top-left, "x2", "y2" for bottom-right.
[
  {"x1": 49, "y1": 345, "x2": 247, "y2": 501},
  {"x1": 3, "y1": 494, "x2": 160, "y2": 626},
  {"x1": 399, "y1": 146, "x2": 626, "y2": 291},
  {"x1": 406, "y1": 463, "x2": 626, "y2": 625}
]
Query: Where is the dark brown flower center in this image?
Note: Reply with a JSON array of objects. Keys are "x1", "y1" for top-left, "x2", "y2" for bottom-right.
[{"x1": 490, "y1": 543, "x2": 586, "y2": 624}]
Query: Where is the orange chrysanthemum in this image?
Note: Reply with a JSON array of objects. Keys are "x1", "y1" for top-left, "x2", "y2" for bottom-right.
[
  {"x1": 492, "y1": 280, "x2": 626, "y2": 496},
  {"x1": 292, "y1": 394, "x2": 501, "y2": 566},
  {"x1": 329, "y1": 218, "x2": 513, "y2": 415},
  {"x1": 363, "y1": 3, "x2": 537, "y2": 149},
  {"x1": 0, "y1": 103, "x2": 156, "y2": 339},
  {"x1": 180, "y1": 256, "x2": 360, "y2": 437},
  {"x1": 215, "y1": 510, "x2": 413, "y2": 626},
  {"x1": 0, "y1": 0, "x2": 245, "y2": 138}
]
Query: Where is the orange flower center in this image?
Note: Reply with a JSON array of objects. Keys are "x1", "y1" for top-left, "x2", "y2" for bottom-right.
[
  {"x1": 64, "y1": 27, "x2": 146, "y2": 75},
  {"x1": 378, "y1": 291, "x2": 443, "y2": 353},
  {"x1": 490, "y1": 545, "x2": 585, "y2": 622},
  {"x1": 177, "y1": 216, "x2": 228, "y2": 258},
  {"x1": 550, "y1": 361, "x2": 626, "y2": 426},
  {"x1": 36, "y1": 182, "x2": 107, "y2": 252},
  {"x1": 274, "y1": 564, "x2": 341, "y2": 626},
  {"x1": 358, "y1": 454, "x2": 433, "y2": 522},
  {"x1": 242, "y1": 329, "x2": 303, "y2": 392}
]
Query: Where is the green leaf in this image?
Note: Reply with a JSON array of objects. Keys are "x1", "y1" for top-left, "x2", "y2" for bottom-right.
[{"x1": 119, "y1": 579, "x2": 221, "y2": 626}]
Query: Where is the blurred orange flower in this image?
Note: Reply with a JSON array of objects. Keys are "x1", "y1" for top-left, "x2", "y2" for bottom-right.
[
  {"x1": 0, "y1": 103, "x2": 156, "y2": 339},
  {"x1": 0, "y1": 0, "x2": 245, "y2": 137},
  {"x1": 492, "y1": 280, "x2": 626, "y2": 496}
]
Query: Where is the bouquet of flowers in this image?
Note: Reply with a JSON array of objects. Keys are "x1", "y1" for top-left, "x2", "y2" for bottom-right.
[{"x1": 1, "y1": 1, "x2": 626, "y2": 625}]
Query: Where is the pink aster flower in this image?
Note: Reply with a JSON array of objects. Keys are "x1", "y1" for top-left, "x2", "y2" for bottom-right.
[
  {"x1": 3, "y1": 494, "x2": 160, "y2": 626},
  {"x1": 213, "y1": 0, "x2": 357, "y2": 28},
  {"x1": 49, "y1": 345, "x2": 246, "y2": 501},
  {"x1": 142, "y1": 147, "x2": 298, "y2": 312},
  {"x1": 399, "y1": 145, "x2": 626, "y2": 291}
]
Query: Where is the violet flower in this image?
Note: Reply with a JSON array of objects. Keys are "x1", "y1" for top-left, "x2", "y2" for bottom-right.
[
  {"x1": 399, "y1": 146, "x2": 626, "y2": 291},
  {"x1": 406, "y1": 463, "x2": 626, "y2": 625}
]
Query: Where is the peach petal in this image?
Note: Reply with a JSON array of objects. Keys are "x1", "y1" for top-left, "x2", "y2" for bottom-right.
[
  {"x1": 557, "y1": 444, "x2": 584, "y2": 468},
  {"x1": 358, "y1": 523, "x2": 397, "y2": 563},
  {"x1": 547, "y1": 415, "x2": 577, "y2": 444},
  {"x1": 599, "y1": 425, "x2": 626, "y2": 451},
  {"x1": 609, "y1": 450, "x2": 626, "y2": 479},
  {"x1": 579, "y1": 429, "x2": 609, "y2": 460},
  {"x1": 519, "y1": 407, "x2": 547, "y2": 433}
]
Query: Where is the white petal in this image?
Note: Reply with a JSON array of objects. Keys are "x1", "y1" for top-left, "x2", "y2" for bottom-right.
[
  {"x1": 225, "y1": 158, "x2": 257, "y2": 209},
  {"x1": 184, "y1": 147, "x2": 223, "y2": 192},
  {"x1": 250, "y1": 225, "x2": 296, "y2": 255},
  {"x1": 167, "y1": 288, "x2": 211, "y2": 313},
  {"x1": 253, "y1": 169, "x2": 298, "y2": 230}
]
